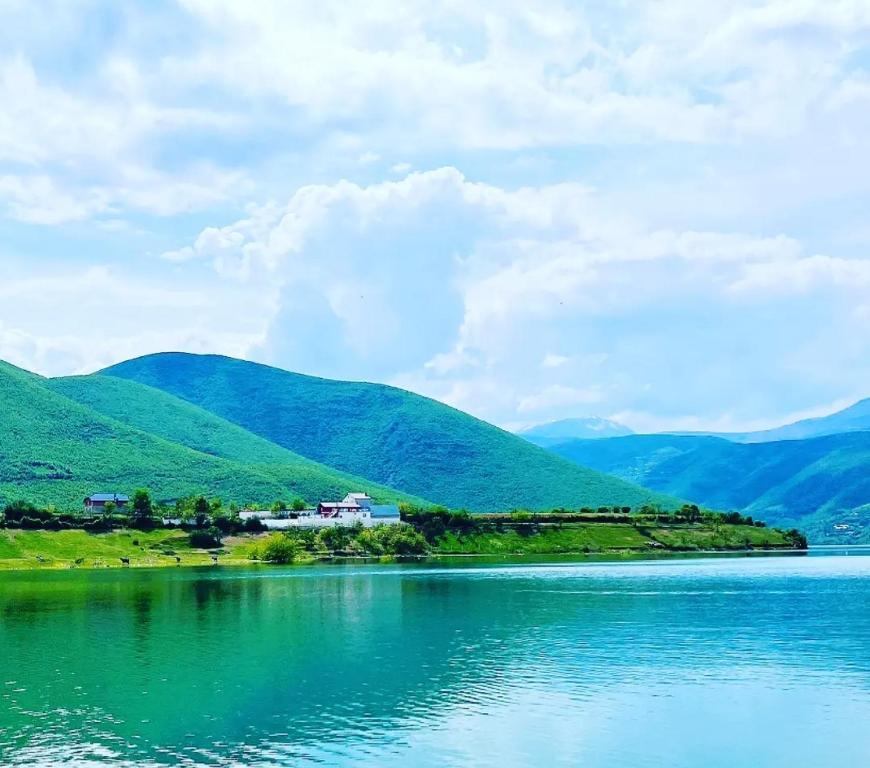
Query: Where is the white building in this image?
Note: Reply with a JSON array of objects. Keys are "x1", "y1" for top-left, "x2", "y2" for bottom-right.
[{"x1": 240, "y1": 493, "x2": 401, "y2": 530}]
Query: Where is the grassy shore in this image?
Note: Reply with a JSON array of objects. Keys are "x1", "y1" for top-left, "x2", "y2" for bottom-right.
[
  {"x1": 0, "y1": 521, "x2": 799, "y2": 571},
  {"x1": 433, "y1": 522, "x2": 793, "y2": 555}
]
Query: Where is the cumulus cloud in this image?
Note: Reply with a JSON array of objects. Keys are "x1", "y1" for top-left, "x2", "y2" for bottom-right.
[
  {"x1": 1, "y1": 1, "x2": 869, "y2": 432},
  {"x1": 146, "y1": 167, "x2": 870, "y2": 429}
]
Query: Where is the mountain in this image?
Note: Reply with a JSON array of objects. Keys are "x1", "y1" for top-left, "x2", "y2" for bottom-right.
[
  {"x1": 519, "y1": 417, "x2": 633, "y2": 447},
  {"x1": 0, "y1": 361, "x2": 417, "y2": 509},
  {"x1": 548, "y1": 432, "x2": 870, "y2": 542},
  {"x1": 674, "y1": 398, "x2": 870, "y2": 443},
  {"x1": 101, "y1": 353, "x2": 674, "y2": 512}
]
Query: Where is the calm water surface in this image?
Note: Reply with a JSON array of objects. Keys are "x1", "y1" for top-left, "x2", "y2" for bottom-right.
[{"x1": 2, "y1": 552, "x2": 870, "y2": 767}]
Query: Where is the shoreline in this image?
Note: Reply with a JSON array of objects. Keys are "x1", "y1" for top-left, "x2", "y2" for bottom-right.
[{"x1": 0, "y1": 544, "x2": 806, "y2": 573}]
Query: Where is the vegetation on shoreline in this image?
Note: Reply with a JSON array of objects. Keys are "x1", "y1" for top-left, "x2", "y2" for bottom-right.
[{"x1": 0, "y1": 496, "x2": 806, "y2": 570}]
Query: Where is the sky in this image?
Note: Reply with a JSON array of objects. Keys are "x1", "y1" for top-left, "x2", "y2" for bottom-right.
[{"x1": 1, "y1": 0, "x2": 870, "y2": 433}]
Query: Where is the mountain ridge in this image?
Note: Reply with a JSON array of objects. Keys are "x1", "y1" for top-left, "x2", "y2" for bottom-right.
[{"x1": 100, "y1": 352, "x2": 676, "y2": 512}]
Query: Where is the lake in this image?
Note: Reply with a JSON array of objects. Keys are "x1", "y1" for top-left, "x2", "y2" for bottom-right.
[{"x1": 2, "y1": 552, "x2": 870, "y2": 767}]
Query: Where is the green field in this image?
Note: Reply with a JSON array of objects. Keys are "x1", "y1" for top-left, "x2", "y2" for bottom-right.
[
  {"x1": 434, "y1": 522, "x2": 792, "y2": 554},
  {"x1": 102, "y1": 352, "x2": 676, "y2": 512}
]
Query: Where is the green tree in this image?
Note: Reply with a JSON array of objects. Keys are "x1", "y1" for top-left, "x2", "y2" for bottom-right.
[
  {"x1": 131, "y1": 489, "x2": 153, "y2": 520},
  {"x1": 291, "y1": 498, "x2": 306, "y2": 512},
  {"x1": 102, "y1": 500, "x2": 117, "y2": 517},
  {"x1": 271, "y1": 499, "x2": 288, "y2": 513},
  {"x1": 254, "y1": 533, "x2": 301, "y2": 564},
  {"x1": 194, "y1": 496, "x2": 211, "y2": 527},
  {"x1": 189, "y1": 526, "x2": 222, "y2": 549}
]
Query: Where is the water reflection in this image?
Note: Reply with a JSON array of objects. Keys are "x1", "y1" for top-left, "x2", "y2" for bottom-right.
[{"x1": 1, "y1": 556, "x2": 869, "y2": 767}]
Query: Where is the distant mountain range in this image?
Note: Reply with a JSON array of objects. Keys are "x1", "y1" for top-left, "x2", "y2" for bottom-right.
[
  {"x1": 669, "y1": 398, "x2": 870, "y2": 443},
  {"x1": 548, "y1": 430, "x2": 870, "y2": 543},
  {"x1": 518, "y1": 417, "x2": 634, "y2": 447},
  {"x1": 0, "y1": 354, "x2": 671, "y2": 513}
]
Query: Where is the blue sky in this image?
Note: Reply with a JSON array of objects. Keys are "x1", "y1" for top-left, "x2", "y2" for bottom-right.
[{"x1": 2, "y1": 0, "x2": 870, "y2": 432}]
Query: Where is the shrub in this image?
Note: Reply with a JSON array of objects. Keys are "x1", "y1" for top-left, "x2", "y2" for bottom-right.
[
  {"x1": 4, "y1": 500, "x2": 50, "y2": 524},
  {"x1": 189, "y1": 527, "x2": 222, "y2": 549},
  {"x1": 242, "y1": 517, "x2": 266, "y2": 533},
  {"x1": 254, "y1": 533, "x2": 300, "y2": 564}
]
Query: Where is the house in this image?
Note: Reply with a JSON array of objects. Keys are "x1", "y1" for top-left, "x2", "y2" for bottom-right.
[
  {"x1": 84, "y1": 493, "x2": 129, "y2": 514},
  {"x1": 241, "y1": 493, "x2": 401, "y2": 530}
]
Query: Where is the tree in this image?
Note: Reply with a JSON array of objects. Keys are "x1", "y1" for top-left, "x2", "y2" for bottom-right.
[
  {"x1": 189, "y1": 526, "x2": 222, "y2": 549},
  {"x1": 193, "y1": 496, "x2": 211, "y2": 527},
  {"x1": 102, "y1": 501, "x2": 117, "y2": 517},
  {"x1": 131, "y1": 489, "x2": 153, "y2": 520},
  {"x1": 291, "y1": 498, "x2": 306, "y2": 512},
  {"x1": 254, "y1": 533, "x2": 300, "y2": 564},
  {"x1": 271, "y1": 499, "x2": 288, "y2": 513}
]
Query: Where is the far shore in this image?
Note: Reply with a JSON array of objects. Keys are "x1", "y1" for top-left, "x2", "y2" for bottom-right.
[{"x1": 0, "y1": 526, "x2": 805, "y2": 573}]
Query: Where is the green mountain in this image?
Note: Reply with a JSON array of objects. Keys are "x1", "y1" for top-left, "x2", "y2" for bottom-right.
[
  {"x1": 548, "y1": 432, "x2": 870, "y2": 542},
  {"x1": 519, "y1": 417, "x2": 633, "y2": 447},
  {"x1": 0, "y1": 361, "x2": 417, "y2": 509},
  {"x1": 101, "y1": 352, "x2": 673, "y2": 512}
]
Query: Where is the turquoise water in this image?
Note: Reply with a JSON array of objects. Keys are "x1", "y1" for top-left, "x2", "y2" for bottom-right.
[{"x1": 2, "y1": 553, "x2": 870, "y2": 767}]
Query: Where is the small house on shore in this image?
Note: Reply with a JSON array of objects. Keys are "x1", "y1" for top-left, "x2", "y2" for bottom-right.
[
  {"x1": 240, "y1": 493, "x2": 400, "y2": 530},
  {"x1": 84, "y1": 493, "x2": 129, "y2": 514}
]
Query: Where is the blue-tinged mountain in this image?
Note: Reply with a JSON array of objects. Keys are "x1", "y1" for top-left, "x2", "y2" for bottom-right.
[
  {"x1": 518, "y1": 417, "x2": 633, "y2": 447},
  {"x1": 674, "y1": 398, "x2": 870, "y2": 443},
  {"x1": 548, "y1": 432, "x2": 870, "y2": 542},
  {"x1": 100, "y1": 353, "x2": 676, "y2": 512}
]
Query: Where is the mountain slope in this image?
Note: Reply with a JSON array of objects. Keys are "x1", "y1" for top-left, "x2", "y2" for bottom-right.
[
  {"x1": 549, "y1": 432, "x2": 870, "y2": 541},
  {"x1": 519, "y1": 417, "x2": 633, "y2": 447},
  {"x1": 734, "y1": 398, "x2": 870, "y2": 443},
  {"x1": 0, "y1": 362, "x2": 416, "y2": 509},
  {"x1": 101, "y1": 353, "x2": 675, "y2": 512},
  {"x1": 673, "y1": 398, "x2": 870, "y2": 443}
]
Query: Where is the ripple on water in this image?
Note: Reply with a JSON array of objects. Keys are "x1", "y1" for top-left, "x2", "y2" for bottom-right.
[{"x1": 1, "y1": 553, "x2": 870, "y2": 767}]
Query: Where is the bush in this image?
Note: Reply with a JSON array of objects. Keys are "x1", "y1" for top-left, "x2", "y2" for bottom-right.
[
  {"x1": 242, "y1": 517, "x2": 266, "y2": 533},
  {"x1": 4, "y1": 500, "x2": 51, "y2": 524},
  {"x1": 356, "y1": 524, "x2": 428, "y2": 556},
  {"x1": 189, "y1": 527, "x2": 222, "y2": 549},
  {"x1": 254, "y1": 533, "x2": 300, "y2": 564},
  {"x1": 83, "y1": 517, "x2": 113, "y2": 533}
]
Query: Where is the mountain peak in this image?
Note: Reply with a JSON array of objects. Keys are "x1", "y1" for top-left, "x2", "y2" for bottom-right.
[{"x1": 519, "y1": 417, "x2": 633, "y2": 447}]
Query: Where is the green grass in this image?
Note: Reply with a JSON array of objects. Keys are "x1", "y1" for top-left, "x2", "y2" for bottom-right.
[
  {"x1": 550, "y1": 433, "x2": 870, "y2": 541},
  {"x1": 0, "y1": 521, "x2": 796, "y2": 570},
  {"x1": 102, "y1": 352, "x2": 676, "y2": 512},
  {"x1": 0, "y1": 361, "x2": 420, "y2": 510},
  {"x1": 435, "y1": 524, "x2": 652, "y2": 554},
  {"x1": 0, "y1": 529, "x2": 253, "y2": 569},
  {"x1": 432, "y1": 522, "x2": 792, "y2": 554},
  {"x1": 645, "y1": 524, "x2": 790, "y2": 550}
]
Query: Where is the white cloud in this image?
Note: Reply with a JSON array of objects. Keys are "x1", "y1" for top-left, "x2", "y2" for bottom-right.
[
  {"x1": 542, "y1": 353, "x2": 570, "y2": 368},
  {"x1": 0, "y1": 264, "x2": 271, "y2": 377},
  {"x1": 151, "y1": 166, "x2": 870, "y2": 428},
  {"x1": 1, "y1": 1, "x2": 869, "y2": 433}
]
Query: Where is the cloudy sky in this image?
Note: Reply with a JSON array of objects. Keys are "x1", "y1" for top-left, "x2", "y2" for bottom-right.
[{"x1": 2, "y1": 0, "x2": 870, "y2": 432}]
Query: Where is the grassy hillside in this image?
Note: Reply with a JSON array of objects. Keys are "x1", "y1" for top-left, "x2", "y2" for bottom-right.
[
  {"x1": 549, "y1": 433, "x2": 870, "y2": 542},
  {"x1": 101, "y1": 353, "x2": 676, "y2": 512},
  {"x1": 0, "y1": 362, "x2": 416, "y2": 509}
]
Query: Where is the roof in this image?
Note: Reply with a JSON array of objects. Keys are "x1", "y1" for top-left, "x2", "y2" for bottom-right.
[
  {"x1": 85, "y1": 493, "x2": 129, "y2": 503},
  {"x1": 345, "y1": 493, "x2": 372, "y2": 500},
  {"x1": 370, "y1": 504, "x2": 400, "y2": 518}
]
